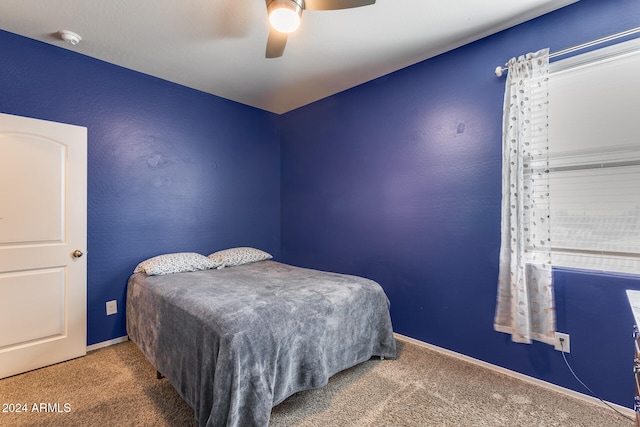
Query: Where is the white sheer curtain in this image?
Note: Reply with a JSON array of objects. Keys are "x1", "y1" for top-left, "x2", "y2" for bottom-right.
[{"x1": 494, "y1": 49, "x2": 556, "y2": 345}]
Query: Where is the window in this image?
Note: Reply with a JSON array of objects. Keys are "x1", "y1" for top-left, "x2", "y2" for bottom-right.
[{"x1": 547, "y1": 38, "x2": 640, "y2": 274}]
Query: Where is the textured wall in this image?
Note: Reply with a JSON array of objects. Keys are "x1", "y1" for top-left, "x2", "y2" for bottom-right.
[
  {"x1": 280, "y1": 0, "x2": 640, "y2": 408},
  {"x1": 1, "y1": 0, "x2": 639, "y2": 411},
  {"x1": 0, "y1": 31, "x2": 281, "y2": 345}
]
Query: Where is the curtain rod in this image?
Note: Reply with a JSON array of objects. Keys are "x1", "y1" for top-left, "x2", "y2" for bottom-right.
[{"x1": 494, "y1": 26, "x2": 640, "y2": 77}]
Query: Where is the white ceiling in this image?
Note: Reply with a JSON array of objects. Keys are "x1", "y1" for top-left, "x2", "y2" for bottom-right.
[{"x1": 0, "y1": 0, "x2": 577, "y2": 114}]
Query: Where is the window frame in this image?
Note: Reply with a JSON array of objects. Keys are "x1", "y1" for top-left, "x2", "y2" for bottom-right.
[{"x1": 545, "y1": 37, "x2": 640, "y2": 275}]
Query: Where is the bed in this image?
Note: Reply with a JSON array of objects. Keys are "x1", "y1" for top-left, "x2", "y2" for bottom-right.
[{"x1": 126, "y1": 249, "x2": 396, "y2": 427}]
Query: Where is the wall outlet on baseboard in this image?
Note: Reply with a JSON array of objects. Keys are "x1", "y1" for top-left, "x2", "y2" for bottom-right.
[
  {"x1": 106, "y1": 300, "x2": 118, "y2": 316},
  {"x1": 554, "y1": 332, "x2": 570, "y2": 353}
]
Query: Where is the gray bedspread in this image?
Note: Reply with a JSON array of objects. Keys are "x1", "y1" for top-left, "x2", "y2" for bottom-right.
[{"x1": 126, "y1": 260, "x2": 396, "y2": 427}]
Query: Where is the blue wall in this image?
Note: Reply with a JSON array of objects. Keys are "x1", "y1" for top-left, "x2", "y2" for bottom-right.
[
  {"x1": 0, "y1": 30, "x2": 281, "y2": 346},
  {"x1": 2, "y1": 0, "x2": 640, "y2": 411},
  {"x1": 280, "y1": 0, "x2": 640, "y2": 408}
]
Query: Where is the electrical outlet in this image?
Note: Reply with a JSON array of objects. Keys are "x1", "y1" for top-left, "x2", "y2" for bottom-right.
[
  {"x1": 106, "y1": 300, "x2": 118, "y2": 316},
  {"x1": 554, "y1": 332, "x2": 570, "y2": 353}
]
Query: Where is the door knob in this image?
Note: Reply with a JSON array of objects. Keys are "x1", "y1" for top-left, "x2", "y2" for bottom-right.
[{"x1": 72, "y1": 250, "x2": 84, "y2": 258}]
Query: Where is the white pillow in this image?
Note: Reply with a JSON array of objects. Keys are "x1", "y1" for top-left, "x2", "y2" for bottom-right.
[
  {"x1": 134, "y1": 252, "x2": 216, "y2": 276},
  {"x1": 208, "y1": 247, "x2": 272, "y2": 269}
]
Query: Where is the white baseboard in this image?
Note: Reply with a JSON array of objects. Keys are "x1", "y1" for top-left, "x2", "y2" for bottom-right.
[
  {"x1": 394, "y1": 333, "x2": 635, "y2": 419},
  {"x1": 86, "y1": 335, "x2": 129, "y2": 352},
  {"x1": 83, "y1": 333, "x2": 634, "y2": 418}
]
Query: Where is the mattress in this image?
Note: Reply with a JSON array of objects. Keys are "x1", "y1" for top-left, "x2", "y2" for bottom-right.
[{"x1": 126, "y1": 260, "x2": 396, "y2": 426}]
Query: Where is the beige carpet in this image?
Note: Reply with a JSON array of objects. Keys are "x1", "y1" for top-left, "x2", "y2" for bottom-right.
[{"x1": 0, "y1": 339, "x2": 633, "y2": 426}]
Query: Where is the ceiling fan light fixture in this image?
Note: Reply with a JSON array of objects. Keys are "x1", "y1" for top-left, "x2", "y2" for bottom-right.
[{"x1": 268, "y1": 0, "x2": 304, "y2": 33}]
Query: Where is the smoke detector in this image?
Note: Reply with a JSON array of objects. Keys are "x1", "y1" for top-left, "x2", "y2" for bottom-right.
[{"x1": 59, "y1": 30, "x2": 82, "y2": 46}]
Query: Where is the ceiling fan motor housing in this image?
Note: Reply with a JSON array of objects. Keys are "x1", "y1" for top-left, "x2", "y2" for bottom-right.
[
  {"x1": 267, "y1": 0, "x2": 306, "y2": 13},
  {"x1": 265, "y1": 0, "x2": 375, "y2": 57}
]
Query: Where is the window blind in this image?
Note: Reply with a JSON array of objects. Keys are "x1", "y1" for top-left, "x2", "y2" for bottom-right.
[{"x1": 547, "y1": 38, "x2": 640, "y2": 274}]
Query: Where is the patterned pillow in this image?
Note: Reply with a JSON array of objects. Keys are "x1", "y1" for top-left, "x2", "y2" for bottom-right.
[
  {"x1": 208, "y1": 247, "x2": 272, "y2": 269},
  {"x1": 133, "y1": 252, "x2": 216, "y2": 276}
]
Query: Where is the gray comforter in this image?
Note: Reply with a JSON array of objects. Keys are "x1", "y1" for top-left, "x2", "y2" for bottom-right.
[{"x1": 126, "y1": 260, "x2": 396, "y2": 427}]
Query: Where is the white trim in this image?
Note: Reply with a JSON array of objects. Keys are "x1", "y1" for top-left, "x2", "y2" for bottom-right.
[
  {"x1": 550, "y1": 37, "x2": 640, "y2": 74},
  {"x1": 546, "y1": 37, "x2": 640, "y2": 276},
  {"x1": 495, "y1": 28, "x2": 640, "y2": 76},
  {"x1": 84, "y1": 333, "x2": 633, "y2": 417},
  {"x1": 84, "y1": 333, "x2": 633, "y2": 416},
  {"x1": 86, "y1": 335, "x2": 129, "y2": 352},
  {"x1": 394, "y1": 333, "x2": 635, "y2": 418},
  {"x1": 549, "y1": 28, "x2": 640, "y2": 61}
]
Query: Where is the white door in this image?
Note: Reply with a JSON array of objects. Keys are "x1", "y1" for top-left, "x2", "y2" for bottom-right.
[{"x1": 0, "y1": 113, "x2": 87, "y2": 379}]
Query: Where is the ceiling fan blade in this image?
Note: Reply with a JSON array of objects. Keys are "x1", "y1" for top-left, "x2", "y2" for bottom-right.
[
  {"x1": 304, "y1": 0, "x2": 375, "y2": 11},
  {"x1": 266, "y1": 28, "x2": 288, "y2": 58}
]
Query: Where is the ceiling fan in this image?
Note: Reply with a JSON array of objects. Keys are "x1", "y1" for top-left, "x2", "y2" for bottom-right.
[{"x1": 265, "y1": 0, "x2": 376, "y2": 58}]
